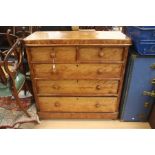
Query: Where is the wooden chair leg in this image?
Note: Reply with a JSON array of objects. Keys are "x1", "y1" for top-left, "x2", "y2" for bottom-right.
[
  {"x1": 26, "y1": 79, "x2": 34, "y2": 96},
  {"x1": 12, "y1": 89, "x2": 31, "y2": 117},
  {"x1": 23, "y1": 81, "x2": 29, "y2": 96},
  {"x1": 20, "y1": 65, "x2": 27, "y2": 96}
]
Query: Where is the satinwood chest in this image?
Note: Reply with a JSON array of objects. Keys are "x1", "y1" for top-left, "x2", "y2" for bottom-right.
[{"x1": 23, "y1": 31, "x2": 131, "y2": 119}]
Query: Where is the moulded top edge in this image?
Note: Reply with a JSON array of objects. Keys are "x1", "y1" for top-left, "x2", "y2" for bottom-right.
[{"x1": 23, "y1": 31, "x2": 131, "y2": 45}]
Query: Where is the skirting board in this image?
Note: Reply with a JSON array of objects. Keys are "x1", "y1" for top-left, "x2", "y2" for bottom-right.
[{"x1": 38, "y1": 112, "x2": 118, "y2": 119}]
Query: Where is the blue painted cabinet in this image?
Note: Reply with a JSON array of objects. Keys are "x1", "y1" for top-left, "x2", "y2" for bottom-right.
[{"x1": 120, "y1": 52, "x2": 155, "y2": 121}]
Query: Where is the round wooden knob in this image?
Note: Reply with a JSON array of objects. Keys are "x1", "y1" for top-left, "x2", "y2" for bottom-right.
[
  {"x1": 97, "y1": 69, "x2": 103, "y2": 74},
  {"x1": 95, "y1": 103, "x2": 100, "y2": 108},
  {"x1": 98, "y1": 51, "x2": 104, "y2": 57},
  {"x1": 53, "y1": 84, "x2": 60, "y2": 89},
  {"x1": 50, "y1": 52, "x2": 56, "y2": 58},
  {"x1": 54, "y1": 101, "x2": 60, "y2": 107},
  {"x1": 96, "y1": 85, "x2": 102, "y2": 90}
]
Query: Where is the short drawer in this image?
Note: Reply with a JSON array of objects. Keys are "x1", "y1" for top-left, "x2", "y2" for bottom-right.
[
  {"x1": 33, "y1": 64, "x2": 122, "y2": 79},
  {"x1": 29, "y1": 47, "x2": 76, "y2": 63},
  {"x1": 38, "y1": 97, "x2": 118, "y2": 112},
  {"x1": 36, "y1": 80, "x2": 119, "y2": 95},
  {"x1": 79, "y1": 47, "x2": 124, "y2": 62}
]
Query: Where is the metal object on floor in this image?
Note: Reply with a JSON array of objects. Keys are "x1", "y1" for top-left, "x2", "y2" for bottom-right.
[{"x1": 149, "y1": 104, "x2": 155, "y2": 129}]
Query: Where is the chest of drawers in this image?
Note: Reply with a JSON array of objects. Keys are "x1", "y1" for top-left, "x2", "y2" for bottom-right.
[{"x1": 23, "y1": 31, "x2": 131, "y2": 119}]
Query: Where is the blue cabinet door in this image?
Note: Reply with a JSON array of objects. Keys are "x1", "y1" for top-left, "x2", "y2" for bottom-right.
[{"x1": 120, "y1": 53, "x2": 155, "y2": 121}]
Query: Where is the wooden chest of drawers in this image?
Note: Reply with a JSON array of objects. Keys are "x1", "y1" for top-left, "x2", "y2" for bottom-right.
[{"x1": 23, "y1": 31, "x2": 131, "y2": 119}]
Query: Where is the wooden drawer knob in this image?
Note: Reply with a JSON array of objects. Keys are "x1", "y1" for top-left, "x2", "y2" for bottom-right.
[
  {"x1": 50, "y1": 52, "x2": 56, "y2": 58},
  {"x1": 98, "y1": 51, "x2": 104, "y2": 57},
  {"x1": 96, "y1": 85, "x2": 102, "y2": 90},
  {"x1": 53, "y1": 84, "x2": 60, "y2": 89},
  {"x1": 95, "y1": 103, "x2": 100, "y2": 108},
  {"x1": 97, "y1": 69, "x2": 103, "y2": 74},
  {"x1": 54, "y1": 101, "x2": 60, "y2": 107}
]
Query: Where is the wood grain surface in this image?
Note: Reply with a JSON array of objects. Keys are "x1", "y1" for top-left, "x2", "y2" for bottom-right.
[
  {"x1": 24, "y1": 31, "x2": 131, "y2": 119},
  {"x1": 38, "y1": 97, "x2": 118, "y2": 112}
]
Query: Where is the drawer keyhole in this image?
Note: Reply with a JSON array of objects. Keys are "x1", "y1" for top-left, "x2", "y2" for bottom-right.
[
  {"x1": 95, "y1": 102, "x2": 101, "y2": 108},
  {"x1": 97, "y1": 69, "x2": 103, "y2": 74},
  {"x1": 96, "y1": 85, "x2": 102, "y2": 90},
  {"x1": 53, "y1": 84, "x2": 60, "y2": 89},
  {"x1": 50, "y1": 52, "x2": 56, "y2": 58},
  {"x1": 54, "y1": 101, "x2": 60, "y2": 107}
]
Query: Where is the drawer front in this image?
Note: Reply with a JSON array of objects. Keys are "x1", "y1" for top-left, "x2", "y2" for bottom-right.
[
  {"x1": 79, "y1": 47, "x2": 124, "y2": 61},
  {"x1": 36, "y1": 80, "x2": 119, "y2": 95},
  {"x1": 33, "y1": 64, "x2": 122, "y2": 79},
  {"x1": 38, "y1": 97, "x2": 118, "y2": 112},
  {"x1": 30, "y1": 47, "x2": 76, "y2": 62}
]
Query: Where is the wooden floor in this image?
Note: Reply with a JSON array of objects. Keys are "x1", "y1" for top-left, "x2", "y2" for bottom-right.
[{"x1": 21, "y1": 120, "x2": 151, "y2": 129}]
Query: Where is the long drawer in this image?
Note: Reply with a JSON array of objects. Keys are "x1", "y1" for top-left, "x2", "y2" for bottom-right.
[
  {"x1": 38, "y1": 97, "x2": 118, "y2": 112},
  {"x1": 36, "y1": 80, "x2": 119, "y2": 95},
  {"x1": 29, "y1": 46, "x2": 124, "y2": 63},
  {"x1": 32, "y1": 64, "x2": 122, "y2": 79}
]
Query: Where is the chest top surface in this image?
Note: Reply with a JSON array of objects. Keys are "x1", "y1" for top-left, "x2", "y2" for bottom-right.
[{"x1": 23, "y1": 31, "x2": 131, "y2": 45}]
